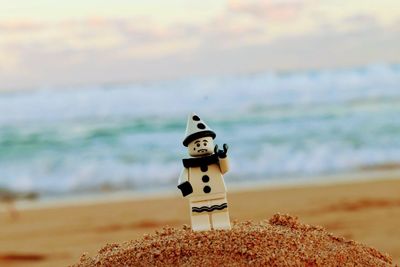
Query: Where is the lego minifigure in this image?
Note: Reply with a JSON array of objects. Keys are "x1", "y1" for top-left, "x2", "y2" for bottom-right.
[{"x1": 178, "y1": 113, "x2": 231, "y2": 231}]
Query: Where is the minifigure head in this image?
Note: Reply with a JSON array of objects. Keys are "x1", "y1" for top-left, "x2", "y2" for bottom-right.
[{"x1": 188, "y1": 136, "x2": 214, "y2": 157}]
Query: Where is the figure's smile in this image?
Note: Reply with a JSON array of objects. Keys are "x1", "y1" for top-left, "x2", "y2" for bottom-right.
[{"x1": 198, "y1": 149, "x2": 207, "y2": 153}]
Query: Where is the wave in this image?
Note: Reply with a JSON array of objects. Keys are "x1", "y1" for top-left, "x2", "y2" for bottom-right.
[{"x1": 0, "y1": 63, "x2": 399, "y2": 195}]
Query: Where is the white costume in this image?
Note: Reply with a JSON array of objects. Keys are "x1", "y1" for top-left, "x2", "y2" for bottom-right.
[{"x1": 178, "y1": 113, "x2": 231, "y2": 231}]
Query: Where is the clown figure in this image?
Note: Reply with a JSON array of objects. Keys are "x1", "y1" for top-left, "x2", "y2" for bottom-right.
[{"x1": 177, "y1": 113, "x2": 231, "y2": 231}]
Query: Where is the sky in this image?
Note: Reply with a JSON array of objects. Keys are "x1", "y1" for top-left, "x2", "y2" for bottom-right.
[{"x1": 0, "y1": 0, "x2": 399, "y2": 90}]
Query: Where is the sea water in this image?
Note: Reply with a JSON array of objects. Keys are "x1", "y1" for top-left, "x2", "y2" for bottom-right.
[{"x1": 0, "y1": 64, "x2": 399, "y2": 196}]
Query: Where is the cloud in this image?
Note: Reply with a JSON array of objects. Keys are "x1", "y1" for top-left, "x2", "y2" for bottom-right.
[
  {"x1": 0, "y1": 3, "x2": 399, "y2": 91},
  {"x1": 0, "y1": 20, "x2": 45, "y2": 31},
  {"x1": 228, "y1": 0, "x2": 309, "y2": 21},
  {"x1": 1, "y1": 17, "x2": 399, "y2": 91},
  {"x1": 341, "y1": 13, "x2": 380, "y2": 31},
  {"x1": 0, "y1": 17, "x2": 182, "y2": 52}
]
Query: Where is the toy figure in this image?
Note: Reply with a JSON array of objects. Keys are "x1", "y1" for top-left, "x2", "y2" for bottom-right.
[{"x1": 178, "y1": 113, "x2": 231, "y2": 231}]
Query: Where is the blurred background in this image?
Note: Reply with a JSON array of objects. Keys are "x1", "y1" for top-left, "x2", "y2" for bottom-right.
[{"x1": 0, "y1": 0, "x2": 400, "y2": 200}]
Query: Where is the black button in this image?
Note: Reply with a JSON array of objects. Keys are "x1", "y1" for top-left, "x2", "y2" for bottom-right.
[
  {"x1": 202, "y1": 175, "x2": 210, "y2": 183},
  {"x1": 203, "y1": 186, "x2": 211, "y2": 193},
  {"x1": 197, "y1": 123, "x2": 205, "y2": 129},
  {"x1": 201, "y1": 165, "x2": 208, "y2": 172},
  {"x1": 192, "y1": 115, "x2": 200, "y2": 121}
]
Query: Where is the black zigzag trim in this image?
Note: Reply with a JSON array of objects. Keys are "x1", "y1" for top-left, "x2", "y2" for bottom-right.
[{"x1": 192, "y1": 203, "x2": 228, "y2": 213}]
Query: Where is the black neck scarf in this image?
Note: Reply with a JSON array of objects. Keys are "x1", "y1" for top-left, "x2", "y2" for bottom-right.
[{"x1": 182, "y1": 153, "x2": 219, "y2": 168}]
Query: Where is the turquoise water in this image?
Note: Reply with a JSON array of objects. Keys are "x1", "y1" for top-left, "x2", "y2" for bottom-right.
[{"x1": 0, "y1": 64, "x2": 400, "y2": 195}]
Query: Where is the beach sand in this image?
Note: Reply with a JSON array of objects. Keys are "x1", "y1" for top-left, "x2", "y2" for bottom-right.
[
  {"x1": 0, "y1": 174, "x2": 399, "y2": 266},
  {"x1": 73, "y1": 214, "x2": 393, "y2": 266}
]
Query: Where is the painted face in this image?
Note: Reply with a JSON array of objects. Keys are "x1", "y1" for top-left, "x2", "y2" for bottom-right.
[{"x1": 188, "y1": 136, "x2": 214, "y2": 157}]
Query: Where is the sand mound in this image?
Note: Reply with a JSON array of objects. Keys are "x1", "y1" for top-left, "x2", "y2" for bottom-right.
[{"x1": 73, "y1": 214, "x2": 392, "y2": 267}]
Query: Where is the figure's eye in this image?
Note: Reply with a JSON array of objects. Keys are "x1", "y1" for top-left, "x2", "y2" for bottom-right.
[
  {"x1": 203, "y1": 142, "x2": 207, "y2": 146},
  {"x1": 196, "y1": 143, "x2": 200, "y2": 147}
]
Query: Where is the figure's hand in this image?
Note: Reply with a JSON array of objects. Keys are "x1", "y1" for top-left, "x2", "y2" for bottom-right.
[
  {"x1": 177, "y1": 181, "x2": 193, "y2": 197},
  {"x1": 214, "y1": 143, "x2": 229, "y2": 158},
  {"x1": 222, "y1": 143, "x2": 228, "y2": 155}
]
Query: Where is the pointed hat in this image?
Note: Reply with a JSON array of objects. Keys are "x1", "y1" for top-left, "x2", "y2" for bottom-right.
[{"x1": 183, "y1": 113, "x2": 216, "y2": 146}]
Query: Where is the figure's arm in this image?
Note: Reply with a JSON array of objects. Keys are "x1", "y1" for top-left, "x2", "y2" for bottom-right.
[
  {"x1": 219, "y1": 156, "x2": 229, "y2": 174},
  {"x1": 215, "y1": 144, "x2": 230, "y2": 174},
  {"x1": 177, "y1": 168, "x2": 193, "y2": 197}
]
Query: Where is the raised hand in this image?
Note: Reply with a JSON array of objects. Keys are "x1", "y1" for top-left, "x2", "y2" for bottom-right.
[{"x1": 214, "y1": 143, "x2": 229, "y2": 158}]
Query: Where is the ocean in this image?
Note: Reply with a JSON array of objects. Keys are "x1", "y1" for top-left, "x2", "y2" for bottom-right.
[{"x1": 1, "y1": 63, "x2": 400, "y2": 197}]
